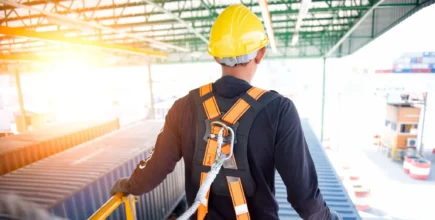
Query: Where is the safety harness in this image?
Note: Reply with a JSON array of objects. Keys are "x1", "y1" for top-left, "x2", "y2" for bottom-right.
[{"x1": 176, "y1": 83, "x2": 279, "y2": 220}]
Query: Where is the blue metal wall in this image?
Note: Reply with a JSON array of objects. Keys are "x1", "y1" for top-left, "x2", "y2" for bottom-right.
[
  {"x1": 0, "y1": 120, "x2": 185, "y2": 220},
  {"x1": 276, "y1": 119, "x2": 361, "y2": 220}
]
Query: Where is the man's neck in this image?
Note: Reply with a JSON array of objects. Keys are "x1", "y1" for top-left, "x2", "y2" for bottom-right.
[{"x1": 221, "y1": 67, "x2": 253, "y2": 83}]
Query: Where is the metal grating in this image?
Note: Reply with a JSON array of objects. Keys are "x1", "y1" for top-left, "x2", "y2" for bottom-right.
[{"x1": 276, "y1": 119, "x2": 361, "y2": 220}]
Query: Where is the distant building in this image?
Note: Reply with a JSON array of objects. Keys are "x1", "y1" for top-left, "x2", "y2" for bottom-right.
[{"x1": 383, "y1": 95, "x2": 421, "y2": 150}]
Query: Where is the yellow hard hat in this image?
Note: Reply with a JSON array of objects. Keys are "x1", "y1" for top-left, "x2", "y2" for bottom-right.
[{"x1": 207, "y1": 4, "x2": 269, "y2": 58}]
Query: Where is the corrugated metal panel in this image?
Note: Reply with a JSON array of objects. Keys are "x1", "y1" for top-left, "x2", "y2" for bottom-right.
[
  {"x1": 0, "y1": 120, "x2": 185, "y2": 220},
  {"x1": 0, "y1": 118, "x2": 120, "y2": 176},
  {"x1": 276, "y1": 119, "x2": 361, "y2": 220}
]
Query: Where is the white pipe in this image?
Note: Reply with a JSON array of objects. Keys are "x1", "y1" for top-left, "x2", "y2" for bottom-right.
[
  {"x1": 0, "y1": 0, "x2": 189, "y2": 52},
  {"x1": 258, "y1": 0, "x2": 277, "y2": 54},
  {"x1": 177, "y1": 163, "x2": 221, "y2": 220},
  {"x1": 292, "y1": 0, "x2": 312, "y2": 46},
  {"x1": 325, "y1": 0, "x2": 386, "y2": 57}
]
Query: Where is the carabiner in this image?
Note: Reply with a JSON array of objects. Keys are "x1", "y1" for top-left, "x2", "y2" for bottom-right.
[
  {"x1": 216, "y1": 126, "x2": 225, "y2": 157},
  {"x1": 210, "y1": 121, "x2": 235, "y2": 162}
]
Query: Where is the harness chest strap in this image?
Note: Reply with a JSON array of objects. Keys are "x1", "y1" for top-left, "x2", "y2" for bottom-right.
[{"x1": 197, "y1": 83, "x2": 266, "y2": 220}]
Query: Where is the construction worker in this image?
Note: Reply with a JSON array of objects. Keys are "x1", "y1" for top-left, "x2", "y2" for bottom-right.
[{"x1": 111, "y1": 4, "x2": 342, "y2": 220}]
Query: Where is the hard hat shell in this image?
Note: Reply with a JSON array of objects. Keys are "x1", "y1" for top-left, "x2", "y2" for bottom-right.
[{"x1": 207, "y1": 4, "x2": 269, "y2": 58}]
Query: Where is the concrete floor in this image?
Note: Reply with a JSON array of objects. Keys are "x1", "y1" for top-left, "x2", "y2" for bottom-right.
[{"x1": 337, "y1": 146, "x2": 435, "y2": 220}]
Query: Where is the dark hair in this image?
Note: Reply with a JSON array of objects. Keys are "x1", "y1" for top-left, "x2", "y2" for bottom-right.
[{"x1": 220, "y1": 60, "x2": 252, "y2": 67}]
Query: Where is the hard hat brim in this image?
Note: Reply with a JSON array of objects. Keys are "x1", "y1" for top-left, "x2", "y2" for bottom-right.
[{"x1": 207, "y1": 37, "x2": 270, "y2": 58}]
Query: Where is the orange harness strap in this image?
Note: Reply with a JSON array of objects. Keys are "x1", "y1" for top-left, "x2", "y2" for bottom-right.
[
  {"x1": 198, "y1": 83, "x2": 216, "y2": 219},
  {"x1": 222, "y1": 87, "x2": 266, "y2": 125},
  {"x1": 198, "y1": 84, "x2": 267, "y2": 220},
  {"x1": 221, "y1": 87, "x2": 266, "y2": 220}
]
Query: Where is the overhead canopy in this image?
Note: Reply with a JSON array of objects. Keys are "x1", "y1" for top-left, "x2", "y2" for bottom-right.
[{"x1": 0, "y1": 0, "x2": 434, "y2": 67}]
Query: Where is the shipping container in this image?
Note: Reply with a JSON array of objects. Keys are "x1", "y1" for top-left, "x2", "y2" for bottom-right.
[
  {"x1": 0, "y1": 118, "x2": 120, "y2": 175},
  {"x1": 422, "y1": 57, "x2": 435, "y2": 64},
  {"x1": 375, "y1": 69, "x2": 392, "y2": 74},
  {"x1": 410, "y1": 63, "x2": 429, "y2": 69},
  {"x1": 423, "y1": 52, "x2": 435, "y2": 57},
  {"x1": 395, "y1": 63, "x2": 411, "y2": 69},
  {"x1": 393, "y1": 69, "x2": 412, "y2": 73},
  {"x1": 411, "y1": 69, "x2": 431, "y2": 73},
  {"x1": 0, "y1": 120, "x2": 185, "y2": 220},
  {"x1": 277, "y1": 120, "x2": 361, "y2": 220}
]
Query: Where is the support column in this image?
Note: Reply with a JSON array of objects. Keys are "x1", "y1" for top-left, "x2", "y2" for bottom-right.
[
  {"x1": 418, "y1": 92, "x2": 427, "y2": 156},
  {"x1": 147, "y1": 61, "x2": 155, "y2": 119},
  {"x1": 14, "y1": 70, "x2": 27, "y2": 132},
  {"x1": 320, "y1": 57, "x2": 326, "y2": 142}
]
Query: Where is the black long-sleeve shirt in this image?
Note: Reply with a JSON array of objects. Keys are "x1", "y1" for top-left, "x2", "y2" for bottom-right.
[{"x1": 126, "y1": 75, "x2": 332, "y2": 220}]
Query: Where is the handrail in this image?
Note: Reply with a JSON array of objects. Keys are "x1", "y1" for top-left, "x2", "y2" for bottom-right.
[{"x1": 88, "y1": 193, "x2": 137, "y2": 220}]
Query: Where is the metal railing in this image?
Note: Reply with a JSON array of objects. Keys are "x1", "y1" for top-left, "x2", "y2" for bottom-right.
[{"x1": 88, "y1": 193, "x2": 137, "y2": 220}]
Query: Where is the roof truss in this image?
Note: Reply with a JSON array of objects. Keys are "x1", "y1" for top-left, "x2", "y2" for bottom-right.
[{"x1": 0, "y1": 0, "x2": 433, "y2": 67}]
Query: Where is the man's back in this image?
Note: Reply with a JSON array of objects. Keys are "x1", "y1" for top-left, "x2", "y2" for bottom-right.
[
  {"x1": 171, "y1": 76, "x2": 331, "y2": 219},
  {"x1": 109, "y1": 4, "x2": 340, "y2": 220}
]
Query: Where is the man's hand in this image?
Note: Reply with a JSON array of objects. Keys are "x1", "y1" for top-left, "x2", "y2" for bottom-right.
[{"x1": 110, "y1": 178, "x2": 130, "y2": 196}]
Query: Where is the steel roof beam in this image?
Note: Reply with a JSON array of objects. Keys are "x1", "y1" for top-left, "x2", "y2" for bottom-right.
[
  {"x1": 1, "y1": 29, "x2": 347, "y2": 54},
  {"x1": 13, "y1": 19, "x2": 349, "y2": 39},
  {"x1": 199, "y1": 0, "x2": 218, "y2": 17},
  {"x1": 292, "y1": 0, "x2": 312, "y2": 46},
  {"x1": 0, "y1": 14, "x2": 358, "y2": 33},
  {"x1": 158, "y1": 39, "x2": 328, "y2": 48},
  {"x1": 0, "y1": 26, "x2": 168, "y2": 58},
  {"x1": 2, "y1": 41, "x2": 329, "y2": 56},
  {"x1": 0, "y1": 0, "x2": 71, "y2": 10},
  {"x1": 140, "y1": 0, "x2": 209, "y2": 44},
  {"x1": 258, "y1": 0, "x2": 277, "y2": 54},
  {"x1": 0, "y1": 2, "x2": 415, "y2": 23},
  {"x1": 0, "y1": 0, "x2": 340, "y2": 10},
  {"x1": 0, "y1": 0, "x2": 188, "y2": 52},
  {"x1": 0, "y1": 23, "x2": 350, "y2": 49},
  {"x1": 0, "y1": 53, "x2": 53, "y2": 62},
  {"x1": 325, "y1": 0, "x2": 386, "y2": 57}
]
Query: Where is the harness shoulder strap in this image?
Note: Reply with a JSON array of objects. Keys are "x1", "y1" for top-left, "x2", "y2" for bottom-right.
[
  {"x1": 221, "y1": 87, "x2": 267, "y2": 124},
  {"x1": 192, "y1": 83, "x2": 221, "y2": 220}
]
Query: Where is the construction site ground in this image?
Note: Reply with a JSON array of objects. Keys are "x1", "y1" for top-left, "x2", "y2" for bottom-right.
[{"x1": 330, "y1": 144, "x2": 435, "y2": 220}]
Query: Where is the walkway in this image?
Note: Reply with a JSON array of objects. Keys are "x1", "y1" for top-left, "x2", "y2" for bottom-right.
[{"x1": 276, "y1": 119, "x2": 361, "y2": 220}]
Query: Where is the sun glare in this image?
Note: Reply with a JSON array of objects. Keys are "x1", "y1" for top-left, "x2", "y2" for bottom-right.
[{"x1": 40, "y1": 49, "x2": 115, "y2": 122}]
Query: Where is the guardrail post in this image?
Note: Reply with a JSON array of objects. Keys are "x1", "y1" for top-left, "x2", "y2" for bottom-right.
[{"x1": 123, "y1": 195, "x2": 138, "y2": 220}]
